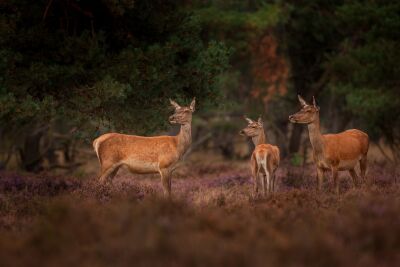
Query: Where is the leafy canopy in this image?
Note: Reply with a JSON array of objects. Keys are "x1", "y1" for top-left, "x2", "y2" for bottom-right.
[{"x1": 0, "y1": 0, "x2": 230, "y2": 135}]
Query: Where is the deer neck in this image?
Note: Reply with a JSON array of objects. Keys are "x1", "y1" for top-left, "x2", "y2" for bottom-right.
[
  {"x1": 307, "y1": 115, "x2": 324, "y2": 158},
  {"x1": 176, "y1": 123, "x2": 192, "y2": 158},
  {"x1": 252, "y1": 129, "x2": 266, "y2": 146}
]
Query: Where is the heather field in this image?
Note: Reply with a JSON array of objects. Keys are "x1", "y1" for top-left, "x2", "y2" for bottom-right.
[
  {"x1": 3, "y1": 1, "x2": 400, "y2": 267},
  {"x1": 0, "y1": 154, "x2": 399, "y2": 267}
]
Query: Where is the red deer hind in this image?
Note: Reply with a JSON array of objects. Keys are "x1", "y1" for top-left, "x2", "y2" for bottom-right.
[
  {"x1": 93, "y1": 98, "x2": 195, "y2": 197},
  {"x1": 240, "y1": 117, "x2": 280, "y2": 196},
  {"x1": 289, "y1": 95, "x2": 369, "y2": 194}
]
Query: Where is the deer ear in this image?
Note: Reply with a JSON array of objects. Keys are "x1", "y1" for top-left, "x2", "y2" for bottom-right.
[
  {"x1": 258, "y1": 116, "x2": 263, "y2": 125},
  {"x1": 312, "y1": 96, "x2": 320, "y2": 111},
  {"x1": 312, "y1": 96, "x2": 318, "y2": 107},
  {"x1": 189, "y1": 97, "x2": 196, "y2": 112},
  {"x1": 169, "y1": 99, "x2": 181, "y2": 109},
  {"x1": 298, "y1": 95, "x2": 307, "y2": 107},
  {"x1": 244, "y1": 116, "x2": 253, "y2": 124}
]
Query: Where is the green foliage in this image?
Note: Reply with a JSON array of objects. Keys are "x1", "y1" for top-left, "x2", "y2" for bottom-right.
[
  {"x1": 194, "y1": 1, "x2": 281, "y2": 60},
  {"x1": 2, "y1": 0, "x2": 400, "y2": 169},
  {"x1": 281, "y1": 0, "x2": 341, "y2": 88},
  {"x1": 282, "y1": 0, "x2": 400, "y2": 151},
  {"x1": 192, "y1": 0, "x2": 282, "y2": 110},
  {"x1": 290, "y1": 153, "x2": 303, "y2": 167},
  {"x1": 328, "y1": 1, "x2": 400, "y2": 143},
  {"x1": 0, "y1": 0, "x2": 230, "y2": 135}
]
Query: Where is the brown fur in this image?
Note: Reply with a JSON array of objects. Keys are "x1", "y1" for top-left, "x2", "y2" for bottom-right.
[
  {"x1": 240, "y1": 117, "x2": 280, "y2": 196},
  {"x1": 93, "y1": 98, "x2": 196, "y2": 197},
  {"x1": 289, "y1": 95, "x2": 369, "y2": 194}
]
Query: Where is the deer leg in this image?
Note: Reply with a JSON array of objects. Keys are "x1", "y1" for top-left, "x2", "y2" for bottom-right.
[
  {"x1": 255, "y1": 165, "x2": 260, "y2": 196},
  {"x1": 360, "y1": 155, "x2": 367, "y2": 183},
  {"x1": 272, "y1": 172, "x2": 276, "y2": 193},
  {"x1": 261, "y1": 161, "x2": 268, "y2": 196},
  {"x1": 159, "y1": 168, "x2": 172, "y2": 198},
  {"x1": 99, "y1": 163, "x2": 121, "y2": 184},
  {"x1": 332, "y1": 166, "x2": 339, "y2": 195},
  {"x1": 251, "y1": 160, "x2": 257, "y2": 196},
  {"x1": 349, "y1": 169, "x2": 359, "y2": 188},
  {"x1": 260, "y1": 172, "x2": 266, "y2": 197},
  {"x1": 265, "y1": 170, "x2": 271, "y2": 196},
  {"x1": 316, "y1": 167, "x2": 324, "y2": 192},
  {"x1": 108, "y1": 163, "x2": 123, "y2": 181},
  {"x1": 268, "y1": 172, "x2": 272, "y2": 194}
]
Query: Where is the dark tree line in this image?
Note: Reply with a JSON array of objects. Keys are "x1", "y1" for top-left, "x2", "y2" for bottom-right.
[
  {"x1": 191, "y1": 0, "x2": 400, "y2": 162},
  {"x1": 0, "y1": 0, "x2": 229, "y2": 171},
  {"x1": 1, "y1": 0, "x2": 400, "y2": 172}
]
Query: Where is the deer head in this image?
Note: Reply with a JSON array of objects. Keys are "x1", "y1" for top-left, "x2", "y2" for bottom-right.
[
  {"x1": 239, "y1": 116, "x2": 264, "y2": 137},
  {"x1": 169, "y1": 98, "x2": 196, "y2": 125},
  {"x1": 289, "y1": 95, "x2": 320, "y2": 124}
]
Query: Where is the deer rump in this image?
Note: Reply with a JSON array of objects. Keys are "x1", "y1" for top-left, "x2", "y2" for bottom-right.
[
  {"x1": 251, "y1": 144, "x2": 279, "y2": 177},
  {"x1": 93, "y1": 133, "x2": 180, "y2": 174}
]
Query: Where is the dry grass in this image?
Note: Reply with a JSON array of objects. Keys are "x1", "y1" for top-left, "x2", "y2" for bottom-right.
[{"x1": 0, "y1": 154, "x2": 399, "y2": 267}]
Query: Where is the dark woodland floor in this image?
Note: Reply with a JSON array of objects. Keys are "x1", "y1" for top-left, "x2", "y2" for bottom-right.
[{"x1": 0, "y1": 155, "x2": 399, "y2": 267}]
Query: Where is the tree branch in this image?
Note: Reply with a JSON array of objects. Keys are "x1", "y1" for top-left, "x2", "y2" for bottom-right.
[
  {"x1": 376, "y1": 141, "x2": 394, "y2": 163},
  {"x1": 42, "y1": 0, "x2": 54, "y2": 21}
]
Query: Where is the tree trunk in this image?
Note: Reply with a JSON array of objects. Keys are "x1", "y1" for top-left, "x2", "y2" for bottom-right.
[
  {"x1": 289, "y1": 124, "x2": 304, "y2": 154},
  {"x1": 19, "y1": 124, "x2": 49, "y2": 172},
  {"x1": 19, "y1": 130, "x2": 44, "y2": 172}
]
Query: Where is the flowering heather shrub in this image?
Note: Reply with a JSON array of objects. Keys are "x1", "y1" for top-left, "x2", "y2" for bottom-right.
[{"x1": 0, "y1": 161, "x2": 399, "y2": 267}]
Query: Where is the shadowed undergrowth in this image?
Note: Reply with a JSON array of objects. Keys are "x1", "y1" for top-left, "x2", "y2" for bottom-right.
[{"x1": 0, "y1": 160, "x2": 399, "y2": 267}]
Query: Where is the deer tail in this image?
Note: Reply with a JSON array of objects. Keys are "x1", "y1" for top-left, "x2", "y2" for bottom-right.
[
  {"x1": 93, "y1": 138, "x2": 101, "y2": 162},
  {"x1": 256, "y1": 151, "x2": 269, "y2": 177}
]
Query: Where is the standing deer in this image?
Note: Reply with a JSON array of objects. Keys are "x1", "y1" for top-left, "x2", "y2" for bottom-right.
[
  {"x1": 240, "y1": 117, "x2": 280, "y2": 196},
  {"x1": 289, "y1": 95, "x2": 369, "y2": 194},
  {"x1": 93, "y1": 98, "x2": 196, "y2": 197}
]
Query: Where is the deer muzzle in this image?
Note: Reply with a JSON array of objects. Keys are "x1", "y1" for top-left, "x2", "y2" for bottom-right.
[{"x1": 169, "y1": 115, "x2": 176, "y2": 123}]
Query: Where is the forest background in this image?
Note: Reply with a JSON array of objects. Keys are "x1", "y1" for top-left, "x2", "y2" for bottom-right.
[{"x1": 1, "y1": 0, "x2": 399, "y2": 172}]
